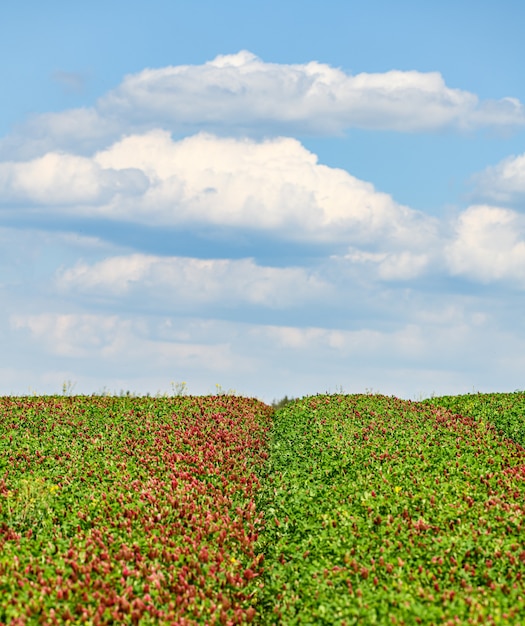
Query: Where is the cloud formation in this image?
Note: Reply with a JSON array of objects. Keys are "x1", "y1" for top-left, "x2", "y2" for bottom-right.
[
  {"x1": 2, "y1": 51, "x2": 523, "y2": 158},
  {"x1": 10, "y1": 313, "x2": 243, "y2": 373},
  {"x1": 102, "y1": 50, "x2": 522, "y2": 133},
  {"x1": 445, "y1": 205, "x2": 525, "y2": 285},
  {"x1": 7, "y1": 128, "x2": 525, "y2": 292},
  {"x1": 3, "y1": 47, "x2": 525, "y2": 399},
  {"x1": 9, "y1": 296, "x2": 516, "y2": 400},
  {"x1": 471, "y1": 152, "x2": 525, "y2": 206},
  {"x1": 56, "y1": 253, "x2": 332, "y2": 309},
  {"x1": 0, "y1": 152, "x2": 148, "y2": 206},
  {"x1": 0, "y1": 131, "x2": 437, "y2": 256}
]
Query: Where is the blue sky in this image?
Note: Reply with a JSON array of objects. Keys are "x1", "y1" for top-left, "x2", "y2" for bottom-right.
[{"x1": 2, "y1": 0, "x2": 525, "y2": 399}]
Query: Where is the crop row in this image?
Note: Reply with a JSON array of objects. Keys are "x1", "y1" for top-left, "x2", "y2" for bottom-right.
[
  {"x1": 255, "y1": 394, "x2": 525, "y2": 624},
  {"x1": 0, "y1": 395, "x2": 273, "y2": 625},
  {"x1": 425, "y1": 392, "x2": 525, "y2": 447}
]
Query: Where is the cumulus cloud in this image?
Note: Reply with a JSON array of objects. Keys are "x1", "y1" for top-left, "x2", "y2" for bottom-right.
[
  {"x1": 445, "y1": 205, "x2": 525, "y2": 285},
  {"x1": 0, "y1": 152, "x2": 148, "y2": 206},
  {"x1": 0, "y1": 131, "x2": 437, "y2": 253},
  {"x1": 100, "y1": 50, "x2": 504, "y2": 134},
  {"x1": 2, "y1": 51, "x2": 523, "y2": 158},
  {"x1": 5, "y1": 130, "x2": 525, "y2": 295},
  {"x1": 56, "y1": 253, "x2": 332, "y2": 309},
  {"x1": 3, "y1": 52, "x2": 525, "y2": 399},
  {"x1": 470, "y1": 152, "x2": 525, "y2": 206}
]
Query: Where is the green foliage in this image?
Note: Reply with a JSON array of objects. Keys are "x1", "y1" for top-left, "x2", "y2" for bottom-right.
[
  {"x1": 0, "y1": 395, "x2": 272, "y2": 624},
  {"x1": 2, "y1": 391, "x2": 525, "y2": 623},
  {"x1": 424, "y1": 391, "x2": 525, "y2": 446},
  {"x1": 255, "y1": 394, "x2": 525, "y2": 624}
]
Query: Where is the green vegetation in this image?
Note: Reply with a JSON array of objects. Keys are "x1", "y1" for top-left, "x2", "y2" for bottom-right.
[
  {"x1": 0, "y1": 395, "x2": 272, "y2": 624},
  {"x1": 0, "y1": 391, "x2": 524, "y2": 623},
  {"x1": 424, "y1": 391, "x2": 525, "y2": 446},
  {"x1": 256, "y1": 394, "x2": 525, "y2": 623}
]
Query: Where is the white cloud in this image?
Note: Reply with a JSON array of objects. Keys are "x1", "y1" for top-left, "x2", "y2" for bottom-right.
[
  {"x1": 339, "y1": 248, "x2": 430, "y2": 280},
  {"x1": 10, "y1": 313, "x2": 244, "y2": 372},
  {"x1": 96, "y1": 131, "x2": 430, "y2": 244},
  {"x1": 0, "y1": 152, "x2": 148, "y2": 206},
  {"x1": 98, "y1": 51, "x2": 525, "y2": 134},
  {"x1": 56, "y1": 253, "x2": 332, "y2": 308},
  {"x1": 445, "y1": 205, "x2": 525, "y2": 285},
  {"x1": 254, "y1": 324, "x2": 426, "y2": 359},
  {"x1": 11, "y1": 313, "x2": 124, "y2": 358},
  {"x1": 2, "y1": 51, "x2": 523, "y2": 158},
  {"x1": 101, "y1": 50, "x2": 489, "y2": 134},
  {"x1": 471, "y1": 152, "x2": 525, "y2": 206},
  {"x1": 0, "y1": 131, "x2": 437, "y2": 252}
]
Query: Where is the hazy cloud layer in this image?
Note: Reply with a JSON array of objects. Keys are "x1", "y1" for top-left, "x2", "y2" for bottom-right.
[
  {"x1": 10, "y1": 313, "x2": 248, "y2": 374},
  {"x1": 336, "y1": 248, "x2": 431, "y2": 281},
  {"x1": 8, "y1": 298, "x2": 523, "y2": 399},
  {"x1": 56, "y1": 253, "x2": 332, "y2": 309},
  {"x1": 2, "y1": 51, "x2": 524, "y2": 158}
]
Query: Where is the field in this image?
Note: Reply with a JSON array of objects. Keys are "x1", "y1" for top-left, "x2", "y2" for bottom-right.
[
  {"x1": 0, "y1": 396, "x2": 272, "y2": 624},
  {"x1": 0, "y1": 392, "x2": 524, "y2": 624}
]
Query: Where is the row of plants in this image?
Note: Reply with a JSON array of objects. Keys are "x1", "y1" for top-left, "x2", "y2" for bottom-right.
[
  {"x1": 424, "y1": 391, "x2": 525, "y2": 447},
  {"x1": 0, "y1": 395, "x2": 273, "y2": 624},
  {"x1": 1, "y1": 391, "x2": 524, "y2": 624},
  {"x1": 255, "y1": 394, "x2": 525, "y2": 624}
]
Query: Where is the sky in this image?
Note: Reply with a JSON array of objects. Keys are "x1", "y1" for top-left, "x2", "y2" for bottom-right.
[{"x1": 1, "y1": 0, "x2": 525, "y2": 401}]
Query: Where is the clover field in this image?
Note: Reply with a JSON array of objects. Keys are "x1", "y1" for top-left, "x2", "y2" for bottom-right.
[{"x1": 1, "y1": 391, "x2": 524, "y2": 625}]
